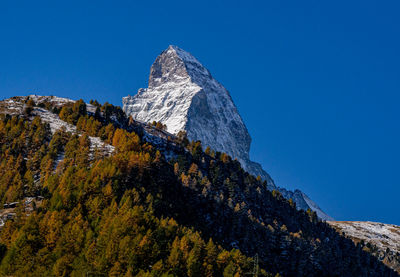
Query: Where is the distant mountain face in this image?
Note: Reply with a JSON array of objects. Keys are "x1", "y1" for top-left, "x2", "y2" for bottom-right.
[
  {"x1": 123, "y1": 45, "x2": 332, "y2": 220},
  {"x1": 328, "y1": 221, "x2": 400, "y2": 273}
]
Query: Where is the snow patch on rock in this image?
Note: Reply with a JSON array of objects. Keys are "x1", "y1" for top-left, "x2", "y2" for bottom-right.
[
  {"x1": 32, "y1": 105, "x2": 114, "y2": 158},
  {"x1": 328, "y1": 221, "x2": 400, "y2": 253},
  {"x1": 0, "y1": 96, "x2": 114, "y2": 159}
]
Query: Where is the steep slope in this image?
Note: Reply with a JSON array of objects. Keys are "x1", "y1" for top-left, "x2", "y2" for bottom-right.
[
  {"x1": 0, "y1": 95, "x2": 114, "y2": 156},
  {"x1": 123, "y1": 45, "x2": 332, "y2": 220},
  {"x1": 329, "y1": 221, "x2": 400, "y2": 273},
  {"x1": 280, "y1": 188, "x2": 333, "y2": 221},
  {"x1": 0, "y1": 95, "x2": 396, "y2": 276},
  {"x1": 123, "y1": 46, "x2": 271, "y2": 185},
  {"x1": 0, "y1": 98, "x2": 267, "y2": 276}
]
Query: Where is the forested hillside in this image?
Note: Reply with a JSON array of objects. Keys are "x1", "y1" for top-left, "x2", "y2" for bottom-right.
[
  {"x1": 329, "y1": 221, "x2": 400, "y2": 274},
  {"x1": 0, "y1": 96, "x2": 397, "y2": 276}
]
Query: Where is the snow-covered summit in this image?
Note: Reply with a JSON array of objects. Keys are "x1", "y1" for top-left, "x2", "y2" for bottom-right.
[
  {"x1": 123, "y1": 45, "x2": 332, "y2": 219},
  {"x1": 167, "y1": 45, "x2": 210, "y2": 78},
  {"x1": 123, "y1": 45, "x2": 268, "y2": 183}
]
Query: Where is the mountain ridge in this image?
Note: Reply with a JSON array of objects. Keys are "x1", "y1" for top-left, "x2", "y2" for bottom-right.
[
  {"x1": 0, "y1": 95, "x2": 396, "y2": 276},
  {"x1": 123, "y1": 45, "x2": 333, "y2": 221}
]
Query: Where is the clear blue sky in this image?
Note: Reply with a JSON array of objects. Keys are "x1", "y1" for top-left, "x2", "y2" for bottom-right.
[{"x1": 1, "y1": 0, "x2": 399, "y2": 224}]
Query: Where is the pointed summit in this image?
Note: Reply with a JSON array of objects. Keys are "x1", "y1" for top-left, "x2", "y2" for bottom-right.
[
  {"x1": 166, "y1": 45, "x2": 202, "y2": 64},
  {"x1": 123, "y1": 46, "x2": 332, "y2": 220},
  {"x1": 123, "y1": 45, "x2": 264, "y2": 182},
  {"x1": 148, "y1": 45, "x2": 212, "y2": 89}
]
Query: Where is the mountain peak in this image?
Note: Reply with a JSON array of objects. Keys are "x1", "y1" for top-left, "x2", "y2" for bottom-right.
[
  {"x1": 123, "y1": 47, "x2": 332, "y2": 220},
  {"x1": 124, "y1": 46, "x2": 254, "y2": 172},
  {"x1": 166, "y1": 45, "x2": 199, "y2": 63},
  {"x1": 148, "y1": 45, "x2": 211, "y2": 89}
]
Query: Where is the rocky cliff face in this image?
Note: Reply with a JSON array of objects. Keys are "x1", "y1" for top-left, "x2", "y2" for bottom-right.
[
  {"x1": 123, "y1": 45, "x2": 275, "y2": 188},
  {"x1": 123, "y1": 45, "x2": 332, "y2": 220}
]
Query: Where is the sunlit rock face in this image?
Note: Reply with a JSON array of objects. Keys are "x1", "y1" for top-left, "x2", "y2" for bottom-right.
[
  {"x1": 123, "y1": 45, "x2": 333, "y2": 220},
  {"x1": 123, "y1": 45, "x2": 274, "y2": 187}
]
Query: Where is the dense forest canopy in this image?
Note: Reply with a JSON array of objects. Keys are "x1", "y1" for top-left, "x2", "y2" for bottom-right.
[{"x1": 0, "y1": 96, "x2": 396, "y2": 276}]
